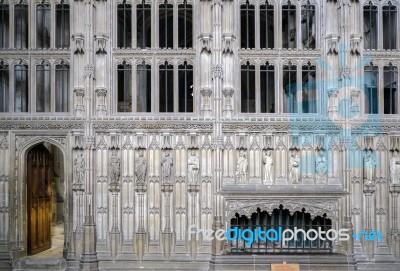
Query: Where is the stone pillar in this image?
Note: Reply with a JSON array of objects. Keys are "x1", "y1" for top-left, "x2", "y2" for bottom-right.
[
  {"x1": 108, "y1": 153, "x2": 121, "y2": 259},
  {"x1": 188, "y1": 183, "x2": 200, "y2": 260},
  {"x1": 72, "y1": 179, "x2": 84, "y2": 261},
  {"x1": 389, "y1": 184, "x2": 400, "y2": 259},
  {"x1": 135, "y1": 182, "x2": 147, "y2": 260},
  {"x1": 363, "y1": 179, "x2": 376, "y2": 259},
  {"x1": 161, "y1": 184, "x2": 174, "y2": 260}
]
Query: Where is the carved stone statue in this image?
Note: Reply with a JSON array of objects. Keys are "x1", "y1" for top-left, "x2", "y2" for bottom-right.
[
  {"x1": 289, "y1": 153, "x2": 300, "y2": 184},
  {"x1": 363, "y1": 150, "x2": 376, "y2": 183},
  {"x1": 135, "y1": 150, "x2": 147, "y2": 184},
  {"x1": 390, "y1": 151, "x2": 400, "y2": 184},
  {"x1": 315, "y1": 149, "x2": 328, "y2": 177},
  {"x1": 161, "y1": 151, "x2": 173, "y2": 183},
  {"x1": 74, "y1": 153, "x2": 85, "y2": 183},
  {"x1": 263, "y1": 150, "x2": 273, "y2": 184},
  {"x1": 236, "y1": 151, "x2": 248, "y2": 184},
  {"x1": 109, "y1": 152, "x2": 121, "y2": 183},
  {"x1": 187, "y1": 150, "x2": 199, "y2": 184}
]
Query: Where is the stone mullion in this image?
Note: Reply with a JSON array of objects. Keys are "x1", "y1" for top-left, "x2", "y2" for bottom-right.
[
  {"x1": 173, "y1": 62, "x2": 179, "y2": 112},
  {"x1": 132, "y1": 4, "x2": 137, "y2": 48},
  {"x1": 173, "y1": 2, "x2": 178, "y2": 49},
  {"x1": 9, "y1": 4, "x2": 14, "y2": 48},
  {"x1": 51, "y1": 2, "x2": 55, "y2": 49},
  {"x1": 50, "y1": 63, "x2": 56, "y2": 112}
]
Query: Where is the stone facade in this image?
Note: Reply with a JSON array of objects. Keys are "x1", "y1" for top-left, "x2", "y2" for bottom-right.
[{"x1": 0, "y1": 0, "x2": 400, "y2": 270}]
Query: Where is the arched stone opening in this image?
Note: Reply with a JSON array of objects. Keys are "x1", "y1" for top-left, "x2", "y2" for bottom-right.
[{"x1": 22, "y1": 140, "x2": 67, "y2": 258}]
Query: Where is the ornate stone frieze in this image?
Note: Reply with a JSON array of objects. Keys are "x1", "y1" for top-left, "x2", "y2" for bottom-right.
[
  {"x1": 0, "y1": 122, "x2": 83, "y2": 130},
  {"x1": 93, "y1": 123, "x2": 212, "y2": 130},
  {"x1": 226, "y1": 199, "x2": 337, "y2": 221},
  {"x1": 175, "y1": 206, "x2": 186, "y2": 214}
]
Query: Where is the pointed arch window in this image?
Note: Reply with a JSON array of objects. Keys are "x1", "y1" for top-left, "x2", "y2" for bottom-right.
[
  {"x1": 260, "y1": 63, "x2": 275, "y2": 113},
  {"x1": 36, "y1": 63, "x2": 51, "y2": 112},
  {"x1": 383, "y1": 2, "x2": 397, "y2": 50},
  {"x1": 364, "y1": 64, "x2": 378, "y2": 114},
  {"x1": 178, "y1": 1, "x2": 192, "y2": 48},
  {"x1": 178, "y1": 61, "x2": 193, "y2": 112},
  {"x1": 283, "y1": 63, "x2": 297, "y2": 113},
  {"x1": 56, "y1": 1, "x2": 70, "y2": 48},
  {"x1": 117, "y1": 62, "x2": 132, "y2": 112},
  {"x1": 117, "y1": 1, "x2": 132, "y2": 48},
  {"x1": 363, "y1": 3, "x2": 377, "y2": 50},
  {"x1": 159, "y1": 1, "x2": 173, "y2": 49},
  {"x1": 301, "y1": 2, "x2": 315, "y2": 49},
  {"x1": 0, "y1": 2, "x2": 9, "y2": 48},
  {"x1": 159, "y1": 62, "x2": 174, "y2": 112},
  {"x1": 37, "y1": 2, "x2": 51, "y2": 48},
  {"x1": 240, "y1": 1, "x2": 255, "y2": 49},
  {"x1": 14, "y1": 4, "x2": 28, "y2": 49},
  {"x1": 282, "y1": 2, "x2": 296, "y2": 49},
  {"x1": 241, "y1": 62, "x2": 256, "y2": 113},
  {"x1": 137, "y1": 0, "x2": 151, "y2": 48},
  {"x1": 0, "y1": 62, "x2": 8, "y2": 112},
  {"x1": 14, "y1": 63, "x2": 28, "y2": 112},
  {"x1": 302, "y1": 63, "x2": 316, "y2": 113},
  {"x1": 55, "y1": 63, "x2": 70, "y2": 112},
  {"x1": 136, "y1": 61, "x2": 151, "y2": 112},
  {"x1": 384, "y1": 65, "x2": 398, "y2": 114},
  {"x1": 260, "y1": 1, "x2": 274, "y2": 49}
]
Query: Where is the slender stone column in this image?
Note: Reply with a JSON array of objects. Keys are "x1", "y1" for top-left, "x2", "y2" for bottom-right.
[
  {"x1": 161, "y1": 184, "x2": 173, "y2": 260},
  {"x1": 188, "y1": 183, "x2": 200, "y2": 260},
  {"x1": 389, "y1": 184, "x2": 400, "y2": 259},
  {"x1": 363, "y1": 180, "x2": 376, "y2": 259},
  {"x1": 135, "y1": 182, "x2": 147, "y2": 260},
  {"x1": 72, "y1": 179, "x2": 84, "y2": 261}
]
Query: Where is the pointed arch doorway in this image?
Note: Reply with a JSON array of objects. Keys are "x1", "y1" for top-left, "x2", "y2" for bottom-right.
[{"x1": 26, "y1": 143, "x2": 65, "y2": 256}]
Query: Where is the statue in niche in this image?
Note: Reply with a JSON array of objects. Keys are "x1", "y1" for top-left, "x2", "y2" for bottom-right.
[
  {"x1": 315, "y1": 149, "x2": 328, "y2": 177},
  {"x1": 363, "y1": 149, "x2": 376, "y2": 183},
  {"x1": 74, "y1": 153, "x2": 85, "y2": 183},
  {"x1": 109, "y1": 151, "x2": 121, "y2": 183},
  {"x1": 135, "y1": 150, "x2": 147, "y2": 184},
  {"x1": 161, "y1": 151, "x2": 173, "y2": 183},
  {"x1": 263, "y1": 150, "x2": 273, "y2": 184},
  {"x1": 289, "y1": 152, "x2": 300, "y2": 184},
  {"x1": 187, "y1": 150, "x2": 199, "y2": 184},
  {"x1": 236, "y1": 150, "x2": 248, "y2": 184},
  {"x1": 390, "y1": 151, "x2": 400, "y2": 184}
]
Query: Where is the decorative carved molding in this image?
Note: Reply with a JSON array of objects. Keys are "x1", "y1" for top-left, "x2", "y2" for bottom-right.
[
  {"x1": 0, "y1": 134, "x2": 9, "y2": 150},
  {"x1": 0, "y1": 122, "x2": 83, "y2": 130},
  {"x1": 122, "y1": 206, "x2": 134, "y2": 214},
  {"x1": 149, "y1": 206, "x2": 160, "y2": 214},
  {"x1": 351, "y1": 207, "x2": 361, "y2": 215},
  {"x1": 95, "y1": 33, "x2": 108, "y2": 54},
  {"x1": 212, "y1": 65, "x2": 223, "y2": 79},
  {"x1": 72, "y1": 33, "x2": 85, "y2": 54},
  {"x1": 93, "y1": 123, "x2": 212, "y2": 130},
  {"x1": 376, "y1": 208, "x2": 387, "y2": 215},
  {"x1": 226, "y1": 199, "x2": 337, "y2": 221},
  {"x1": 0, "y1": 175, "x2": 9, "y2": 183},
  {"x1": 84, "y1": 64, "x2": 95, "y2": 78},
  {"x1": 97, "y1": 176, "x2": 108, "y2": 183},
  {"x1": 97, "y1": 206, "x2": 108, "y2": 214}
]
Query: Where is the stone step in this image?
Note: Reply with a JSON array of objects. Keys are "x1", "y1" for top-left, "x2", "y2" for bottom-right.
[{"x1": 14, "y1": 257, "x2": 66, "y2": 271}]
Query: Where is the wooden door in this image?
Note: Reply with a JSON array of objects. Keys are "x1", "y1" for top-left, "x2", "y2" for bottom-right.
[{"x1": 27, "y1": 144, "x2": 52, "y2": 255}]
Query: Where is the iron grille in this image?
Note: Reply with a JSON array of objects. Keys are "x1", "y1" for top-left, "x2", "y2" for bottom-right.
[{"x1": 228, "y1": 207, "x2": 333, "y2": 254}]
